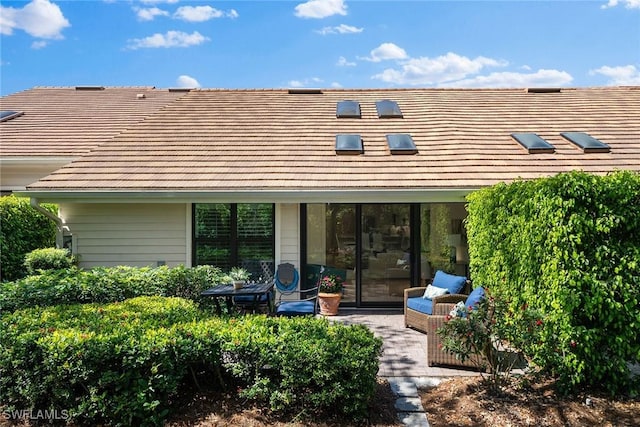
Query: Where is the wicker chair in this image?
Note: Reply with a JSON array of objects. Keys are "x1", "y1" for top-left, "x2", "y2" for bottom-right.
[
  {"x1": 427, "y1": 314, "x2": 486, "y2": 370},
  {"x1": 403, "y1": 280, "x2": 471, "y2": 334}
]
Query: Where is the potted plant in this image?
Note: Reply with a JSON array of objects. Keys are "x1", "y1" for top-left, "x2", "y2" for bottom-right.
[
  {"x1": 318, "y1": 274, "x2": 345, "y2": 316},
  {"x1": 229, "y1": 267, "x2": 251, "y2": 290}
]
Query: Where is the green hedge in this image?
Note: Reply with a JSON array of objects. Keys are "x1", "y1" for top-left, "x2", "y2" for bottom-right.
[
  {"x1": 0, "y1": 195, "x2": 57, "y2": 282},
  {"x1": 0, "y1": 297, "x2": 382, "y2": 426},
  {"x1": 24, "y1": 248, "x2": 76, "y2": 275},
  {"x1": 0, "y1": 265, "x2": 223, "y2": 313},
  {"x1": 466, "y1": 170, "x2": 640, "y2": 395},
  {"x1": 221, "y1": 315, "x2": 382, "y2": 418}
]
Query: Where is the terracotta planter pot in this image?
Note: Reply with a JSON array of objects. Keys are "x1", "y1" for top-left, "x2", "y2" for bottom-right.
[
  {"x1": 318, "y1": 292, "x2": 341, "y2": 316},
  {"x1": 233, "y1": 281, "x2": 244, "y2": 290}
]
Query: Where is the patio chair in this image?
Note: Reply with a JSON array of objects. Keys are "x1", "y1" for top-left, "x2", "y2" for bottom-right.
[{"x1": 274, "y1": 263, "x2": 320, "y2": 317}]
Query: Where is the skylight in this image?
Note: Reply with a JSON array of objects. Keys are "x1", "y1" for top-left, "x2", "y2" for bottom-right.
[
  {"x1": 287, "y1": 88, "x2": 323, "y2": 94},
  {"x1": 336, "y1": 100, "x2": 361, "y2": 118},
  {"x1": 386, "y1": 134, "x2": 417, "y2": 154},
  {"x1": 511, "y1": 133, "x2": 555, "y2": 154},
  {"x1": 75, "y1": 86, "x2": 105, "y2": 91},
  {"x1": 560, "y1": 132, "x2": 611, "y2": 153},
  {"x1": 336, "y1": 134, "x2": 363, "y2": 154},
  {"x1": 0, "y1": 110, "x2": 24, "y2": 122},
  {"x1": 527, "y1": 88, "x2": 562, "y2": 93},
  {"x1": 376, "y1": 100, "x2": 403, "y2": 118}
]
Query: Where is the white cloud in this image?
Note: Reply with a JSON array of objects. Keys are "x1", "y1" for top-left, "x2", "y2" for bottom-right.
[
  {"x1": 135, "y1": 7, "x2": 169, "y2": 22},
  {"x1": 0, "y1": 0, "x2": 70, "y2": 39},
  {"x1": 360, "y1": 42, "x2": 408, "y2": 63},
  {"x1": 316, "y1": 24, "x2": 363, "y2": 35},
  {"x1": 330, "y1": 82, "x2": 342, "y2": 88},
  {"x1": 590, "y1": 65, "x2": 640, "y2": 85},
  {"x1": 337, "y1": 56, "x2": 356, "y2": 67},
  {"x1": 295, "y1": 0, "x2": 347, "y2": 19},
  {"x1": 31, "y1": 40, "x2": 48, "y2": 49},
  {"x1": 140, "y1": 0, "x2": 179, "y2": 4},
  {"x1": 601, "y1": 0, "x2": 640, "y2": 9},
  {"x1": 440, "y1": 69, "x2": 573, "y2": 88},
  {"x1": 287, "y1": 77, "x2": 323, "y2": 87},
  {"x1": 176, "y1": 75, "x2": 201, "y2": 88},
  {"x1": 174, "y1": 6, "x2": 224, "y2": 22},
  {"x1": 126, "y1": 31, "x2": 209, "y2": 50},
  {"x1": 372, "y1": 52, "x2": 507, "y2": 85}
]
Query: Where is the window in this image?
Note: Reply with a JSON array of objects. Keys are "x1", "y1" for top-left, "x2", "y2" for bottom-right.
[
  {"x1": 376, "y1": 100, "x2": 403, "y2": 118},
  {"x1": 335, "y1": 134, "x2": 363, "y2": 154},
  {"x1": 511, "y1": 133, "x2": 555, "y2": 154},
  {"x1": 0, "y1": 110, "x2": 24, "y2": 122},
  {"x1": 386, "y1": 134, "x2": 417, "y2": 154},
  {"x1": 193, "y1": 203, "x2": 274, "y2": 279},
  {"x1": 560, "y1": 132, "x2": 610, "y2": 153},
  {"x1": 336, "y1": 100, "x2": 361, "y2": 118}
]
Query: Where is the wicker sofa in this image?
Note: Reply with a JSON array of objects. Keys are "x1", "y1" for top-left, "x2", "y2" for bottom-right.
[{"x1": 403, "y1": 270, "x2": 471, "y2": 334}]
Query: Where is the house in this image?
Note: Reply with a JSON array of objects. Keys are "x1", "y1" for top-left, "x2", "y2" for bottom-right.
[{"x1": 2, "y1": 86, "x2": 639, "y2": 308}]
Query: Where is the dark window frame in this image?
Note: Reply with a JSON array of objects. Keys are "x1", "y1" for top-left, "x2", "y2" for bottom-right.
[{"x1": 192, "y1": 203, "x2": 275, "y2": 271}]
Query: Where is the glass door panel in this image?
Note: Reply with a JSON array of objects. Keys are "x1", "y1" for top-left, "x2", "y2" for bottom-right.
[
  {"x1": 360, "y1": 204, "x2": 412, "y2": 303},
  {"x1": 306, "y1": 204, "x2": 356, "y2": 302}
]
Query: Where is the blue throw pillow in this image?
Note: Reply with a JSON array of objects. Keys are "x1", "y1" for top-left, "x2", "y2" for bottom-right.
[
  {"x1": 464, "y1": 286, "x2": 485, "y2": 312},
  {"x1": 432, "y1": 270, "x2": 467, "y2": 295}
]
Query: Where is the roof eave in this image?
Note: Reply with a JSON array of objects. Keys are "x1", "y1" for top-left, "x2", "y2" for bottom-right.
[{"x1": 17, "y1": 188, "x2": 476, "y2": 204}]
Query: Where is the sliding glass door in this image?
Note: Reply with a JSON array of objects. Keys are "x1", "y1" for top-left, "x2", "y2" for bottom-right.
[
  {"x1": 304, "y1": 202, "x2": 468, "y2": 307},
  {"x1": 360, "y1": 204, "x2": 412, "y2": 303}
]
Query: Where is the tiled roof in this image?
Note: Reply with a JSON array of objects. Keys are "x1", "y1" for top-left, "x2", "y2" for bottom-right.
[
  {"x1": 0, "y1": 87, "x2": 187, "y2": 157},
  {"x1": 16, "y1": 86, "x2": 640, "y2": 193}
]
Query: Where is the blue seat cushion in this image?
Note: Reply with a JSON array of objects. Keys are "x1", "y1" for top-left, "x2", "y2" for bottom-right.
[
  {"x1": 233, "y1": 294, "x2": 270, "y2": 304},
  {"x1": 276, "y1": 300, "x2": 315, "y2": 316},
  {"x1": 406, "y1": 296, "x2": 433, "y2": 315},
  {"x1": 432, "y1": 270, "x2": 467, "y2": 295}
]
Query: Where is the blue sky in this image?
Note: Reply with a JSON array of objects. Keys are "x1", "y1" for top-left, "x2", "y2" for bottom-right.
[{"x1": 1, "y1": 0, "x2": 639, "y2": 95}]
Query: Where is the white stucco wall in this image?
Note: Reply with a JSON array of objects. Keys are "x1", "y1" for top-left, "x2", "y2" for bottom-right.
[{"x1": 59, "y1": 203, "x2": 189, "y2": 268}]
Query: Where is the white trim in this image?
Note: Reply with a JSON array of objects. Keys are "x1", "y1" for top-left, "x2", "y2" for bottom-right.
[
  {"x1": 185, "y1": 203, "x2": 192, "y2": 267},
  {"x1": 275, "y1": 203, "x2": 281, "y2": 267},
  {"x1": 16, "y1": 188, "x2": 472, "y2": 204},
  {"x1": 0, "y1": 157, "x2": 77, "y2": 165}
]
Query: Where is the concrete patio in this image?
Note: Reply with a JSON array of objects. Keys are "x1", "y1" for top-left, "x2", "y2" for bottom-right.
[
  {"x1": 330, "y1": 308, "x2": 480, "y2": 378},
  {"x1": 330, "y1": 309, "x2": 479, "y2": 427}
]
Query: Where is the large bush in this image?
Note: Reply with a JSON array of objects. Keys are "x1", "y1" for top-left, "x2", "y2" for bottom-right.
[
  {"x1": 0, "y1": 195, "x2": 57, "y2": 282},
  {"x1": 466, "y1": 170, "x2": 640, "y2": 395},
  {"x1": 0, "y1": 264, "x2": 223, "y2": 313},
  {"x1": 0, "y1": 297, "x2": 382, "y2": 426}
]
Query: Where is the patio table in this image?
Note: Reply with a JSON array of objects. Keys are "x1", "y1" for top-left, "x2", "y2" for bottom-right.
[{"x1": 200, "y1": 281, "x2": 274, "y2": 315}]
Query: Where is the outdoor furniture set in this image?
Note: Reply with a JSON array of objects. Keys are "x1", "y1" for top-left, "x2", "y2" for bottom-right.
[
  {"x1": 404, "y1": 270, "x2": 486, "y2": 369},
  {"x1": 200, "y1": 263, "x2": 346, "y2": 317}
]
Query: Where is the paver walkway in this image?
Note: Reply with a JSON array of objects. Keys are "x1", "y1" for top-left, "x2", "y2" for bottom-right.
[{"x1": 331, "y1": 309, "x2": 478, "y2": 426}]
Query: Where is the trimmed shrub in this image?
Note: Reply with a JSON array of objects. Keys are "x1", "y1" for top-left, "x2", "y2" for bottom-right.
[
  {"x1": 24, "y1": 248, "x2": 76, "y2": 275},
  {"x1": 0, "y1": 264, "x2": 224, "y2": 313},
  {"x1": 0, "y1": 195, "x2": 57, "y2": 282},
  {"x1": 221, "y1": 315, "x2": 383, "y2": 419},
  {"x1": 0, "y1": 297, "x2": 222, "y2": 426},
  {"x1": 0, "y1": 297, "x2": 383, "y2": 426},
  {"x1": 466, "y1": 170, "x2": 640, "y2": 395}
]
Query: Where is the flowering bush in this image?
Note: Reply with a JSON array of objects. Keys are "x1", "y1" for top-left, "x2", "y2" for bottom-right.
[
  {"x1": 437, "y1": 290, "x2": 546, "y2": 393},
  {"x1": 318, "y1": 274, "x2": 345, "y2": 293}
]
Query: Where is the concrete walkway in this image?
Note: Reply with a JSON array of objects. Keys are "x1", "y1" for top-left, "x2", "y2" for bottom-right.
[{"x1": 330, "y1": 309, "x2": 478, "y2": 426}]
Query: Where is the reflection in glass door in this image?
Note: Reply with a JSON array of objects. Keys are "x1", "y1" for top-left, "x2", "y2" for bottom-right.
[
  {"x1": 306, "y1": 204, "x2": 356, "y2": 304},
  {"x1": 360, "y1": 204, "x2": 412, "y2": 303}
]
